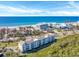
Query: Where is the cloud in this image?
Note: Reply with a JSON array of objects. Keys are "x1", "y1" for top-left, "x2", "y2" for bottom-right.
[
  {"x1": 68, "y1": 1, "x2": 79, "y2": 9},
  {"x1": 48, "y1": 1, "x2": 79, "y2": 16},
  {"x1": 50, "y1": 11, "x2": 79, "y2": 16},
  {"x1": 0, "y1": 2, "x2": 79, "y2": 16},
  {"x1": 0, "y1": 5, "x2": 44, "y2": 14}
]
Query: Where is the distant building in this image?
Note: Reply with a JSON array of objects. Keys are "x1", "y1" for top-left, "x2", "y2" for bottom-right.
[
  {"x1": 18, "y1": 33, "x2": 55, "y2": 53},
  {"x1": 36, "y1": 23, "x2": 49, "y2": 31}
]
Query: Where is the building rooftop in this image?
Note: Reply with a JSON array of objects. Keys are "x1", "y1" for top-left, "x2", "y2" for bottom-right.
[{"x1": 24, "y1": 33, "x2": 54, "y2": 44}]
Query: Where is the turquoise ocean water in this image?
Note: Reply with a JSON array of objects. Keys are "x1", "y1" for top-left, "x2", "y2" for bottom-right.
[{"x1": 0, "y1": 16, "x2": 79, "y2": 26}]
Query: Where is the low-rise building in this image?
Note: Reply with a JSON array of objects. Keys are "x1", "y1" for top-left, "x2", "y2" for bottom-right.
[
  {"x1": 36, "y1": 23, "x2": 49, "y2": 31},
  {"x1": 18, "y1": 33, "x2": 55, "y2": 53}
]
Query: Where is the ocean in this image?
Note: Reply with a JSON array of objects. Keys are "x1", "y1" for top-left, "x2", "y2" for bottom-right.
[{"x1": 0, "y1": 16, "x2": 79, "y2": 26}]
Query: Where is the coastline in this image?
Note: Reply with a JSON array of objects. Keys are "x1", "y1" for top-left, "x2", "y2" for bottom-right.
[{"x1": 0, "y1": 21, "x2": 78, "y2": 29}]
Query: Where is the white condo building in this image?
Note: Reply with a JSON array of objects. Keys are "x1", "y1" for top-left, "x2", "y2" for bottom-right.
[{"x1": 18, "y1": 33, "x2": 55, "y2": 53}]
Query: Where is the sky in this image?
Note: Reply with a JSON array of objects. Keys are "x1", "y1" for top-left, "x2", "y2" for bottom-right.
[{"x1": 0, "y1": 1, "x2": 79, "y2": 16}]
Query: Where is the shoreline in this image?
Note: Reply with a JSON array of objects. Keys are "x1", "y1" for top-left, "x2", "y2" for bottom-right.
[{"x1": 0, "y1": 21, "x2": 79, "y2": 28}]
